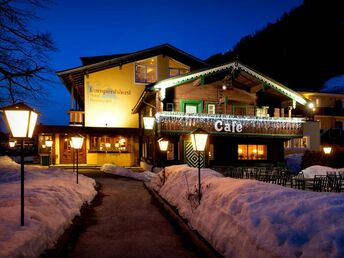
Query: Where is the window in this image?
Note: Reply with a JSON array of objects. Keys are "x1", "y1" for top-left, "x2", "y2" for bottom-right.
[
  {"x1": 90, "y1": 135, "x2": 129, "y2": 152},
  {"x1": 207, "y1": 104, "x2": 216, "y2": 114},
  {"x1": 168, "y1": 58, "x2": 189, "y2": 78},
  {"x1": 135, "y1": 57, "x2": 157, "y2": 83},
  {"x1": 166, "y1": 103, "x2": 174, "y2": 111},
  {"x1": 284, "y1": 136, "x2": 309, "y2": 149},
  {"x1": 185, "y1": 104, "x2": 197, "y2": 114},
  {"x1": 238, "y1": 144, "x2": 267, "y2": 160}
]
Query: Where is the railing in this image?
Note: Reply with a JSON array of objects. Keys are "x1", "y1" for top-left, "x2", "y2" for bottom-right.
[{"x1": 156, "y1": 112, "x2": 304, "y2": 137}]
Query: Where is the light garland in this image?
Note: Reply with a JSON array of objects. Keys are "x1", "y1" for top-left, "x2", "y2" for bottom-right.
[{"x1": 156, "y1": 112, "x2": 304, "y2": 136}]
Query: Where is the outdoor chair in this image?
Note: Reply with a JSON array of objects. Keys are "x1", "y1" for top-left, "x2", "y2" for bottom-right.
[
  {"x1": 326, "y1": 174, "x2": 342, "y2": 192},
  {"x1": 313, "y1": 175, "x2": 327, "y2": 192}
]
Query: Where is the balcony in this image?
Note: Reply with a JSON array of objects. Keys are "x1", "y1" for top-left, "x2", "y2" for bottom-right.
[
  {"x1": 156, "y1": 112, "x2": 304, "y2": 138},
  {"x1": 68, "y1": 110, "x2": 84, "y2": 126}
]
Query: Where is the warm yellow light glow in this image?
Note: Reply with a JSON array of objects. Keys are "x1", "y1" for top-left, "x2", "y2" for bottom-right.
[
  {"x1": 238, "y1": 148, "x2": 243, "y2": 154},
  {"x1": 9, "y1": 140, "x2": 16, "y2": 148},
  {"x1": 252, "y1": 149, "x2": 257, "y2": 154},
  {"x1": 3, "y1": 104, "x2": 38, "y2": 138},
  {"x1": 45, "y1": 140, "x2": 53, "y2": 148},
  {"x1": 190, "y1": 128, "x2": 209, "y2": 152},
  {"x1": 307, "y1": 102, "x2": 315, "y2": 109},
  {"x1": 323, "y1": 146, "x2": 332, "y2": 155},
  {"x1": 158, "y1": 138, "x2": 169, "y2": 152},
  {"x1": 70, "y1": 135, "x2": 84, "y2": 149},
  {"x1": 222, "y1": 85, "x2": 227, "y2": 90},
  {"x1": 143, "y1": 116, "x2": 155, "y2": 130},
  {"x1": 105, "y1": 143, "x2": 111, "y2": 148}
]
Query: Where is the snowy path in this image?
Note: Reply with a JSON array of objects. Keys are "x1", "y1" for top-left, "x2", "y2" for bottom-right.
[{"x1": 69, "y1": 172, "x2": 199, "y2": 258}]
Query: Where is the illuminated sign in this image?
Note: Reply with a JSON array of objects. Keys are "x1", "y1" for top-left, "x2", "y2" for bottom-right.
[{"x1": 214, "y1": 120, "x2": 243, "y2": 133}]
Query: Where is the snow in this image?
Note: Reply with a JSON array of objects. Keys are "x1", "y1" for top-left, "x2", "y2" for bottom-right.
[
  {"x1": 151, "y1": 164, "x2": 344, "y2": 258},
  {"x1": 101, "y1": 163, "x2": 156, "y2": 182},
  {"x1": 0, "y1": 156, "x2": 97, "y2": 258},
  {"x1": 300, "y1": 165, "x2": 344, "y2": 178}
]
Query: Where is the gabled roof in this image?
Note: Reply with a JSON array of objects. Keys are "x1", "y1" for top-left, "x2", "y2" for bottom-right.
[
  {"x1": 56, "y1": 44, "x2": 208, "y2": 108},
  {"x1": 150, "y1": 61, "x2": 308, "y2": 106}
]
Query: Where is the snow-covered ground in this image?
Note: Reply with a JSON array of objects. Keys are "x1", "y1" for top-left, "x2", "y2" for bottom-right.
[
  {"x1": 101, "y1": 163, "x2": 156, "y2": 182},
  {"x1": 151, "y1": 164, "x2": 344, "y2": 258},
  {"x1": 0, "y1": 156, "x2": 97, "y2": 258}
]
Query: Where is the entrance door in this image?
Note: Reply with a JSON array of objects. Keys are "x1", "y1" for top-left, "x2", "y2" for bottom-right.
[
  {"x1": 184, "y1": 141, "x2": 205, "y2": 168},
  {"x1": 59, "y1": 135, "x2": 86, "y2": 164}
]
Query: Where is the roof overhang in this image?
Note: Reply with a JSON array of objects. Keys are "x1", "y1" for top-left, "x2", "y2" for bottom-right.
[{"x1": 152, "y1": 61, "x2": 308, "y2": 106}]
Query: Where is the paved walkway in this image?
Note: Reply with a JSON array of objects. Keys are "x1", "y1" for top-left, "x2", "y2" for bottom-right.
[{"x1": 68, "y1": 172, "x2": 199, "y2": 258}]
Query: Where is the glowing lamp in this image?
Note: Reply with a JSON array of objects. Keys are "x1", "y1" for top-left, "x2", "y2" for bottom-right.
[
  {"x1": 45, "y1": 140, "x2": 53, "y2": 148},
  {"x1": 105, "y1": 142, "x2": 111, "y2": 148},
  {"x1": 190, "y1": 128, "x2": 209, "y2": 152},
  {"x1": 158, "y1": 138, "x2": 169, "y2": 152},
  {"x1": 9, "y1": 140, "x2": 16, "y2": 148},
  {"x1": 1, "y1": 102, "x2": 38, "y2": 138},
  {"x1": 307, "y1": 102, "x2": 315, "y2": 109},
  {"x1": 143, "y1": 116, "x2": 155, "y2": 130},
  {"x1": 70, "y1": 134, "x2": 84, "y2": 150},
  {"x1": 323, "y1": 146, "x2": 332, "y2": 155}
]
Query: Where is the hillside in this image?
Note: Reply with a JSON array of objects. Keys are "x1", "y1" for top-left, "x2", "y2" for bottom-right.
[{"x1": 206, "y1": 0, "x2": 344, "y2": 92}]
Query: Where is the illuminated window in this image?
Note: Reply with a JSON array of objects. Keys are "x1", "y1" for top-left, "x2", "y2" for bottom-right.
[
  {"x1": 238, "y1": 144, "x2": 267, "y2": 160},
  {"x1": 90, "y1": 136, "x2": 129, "y2": 152},
  {"x1": 207, "y1": 104, "x2": 216, "y2": 114},
  {"x1": 135, "y1": 57, "x2": 157, "y2": 83},
  {"x1": 169, "y1": 58, "x2": 189, "y2": 78}
]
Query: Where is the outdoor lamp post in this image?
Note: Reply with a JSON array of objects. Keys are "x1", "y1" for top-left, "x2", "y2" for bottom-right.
[
  {"x1": 158, "y1": 138, "x2": 169, "y2": 184},
  {"x1": 45, "y1": 139, "x2": 53, "y2": 165},
  {"x1": 1, "y1": 102, "x2": 38, "y2": 226},
  {"x1": 70, "y1": 134, "x2": 84, "y2": 184},
  {"x1": 190, "y1": 128, "x2": 209, "y2": 204}
]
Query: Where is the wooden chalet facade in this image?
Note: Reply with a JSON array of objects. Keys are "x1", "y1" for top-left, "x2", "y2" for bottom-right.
[{"x1": 133, "y1": 61, "x2": 319, "y2": 169}]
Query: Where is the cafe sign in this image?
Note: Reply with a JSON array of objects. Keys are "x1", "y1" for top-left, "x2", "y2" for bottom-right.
[{"x1": 214, "y1": 120, "x2": 243, "y2": 133}]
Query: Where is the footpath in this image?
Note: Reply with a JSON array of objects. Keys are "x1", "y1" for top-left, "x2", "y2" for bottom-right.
[{"x1": 67, "y1": 172, "x2": 200, "y2": 258}]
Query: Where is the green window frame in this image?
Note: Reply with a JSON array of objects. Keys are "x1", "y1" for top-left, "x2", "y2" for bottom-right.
[{"x1": 180, "y1": 99, "x2": 203, "y2": 113}]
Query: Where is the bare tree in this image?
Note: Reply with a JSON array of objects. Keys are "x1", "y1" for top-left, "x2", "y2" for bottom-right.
[{"x1": 0, "y1": 0, "x2": 56, "y2": 105}]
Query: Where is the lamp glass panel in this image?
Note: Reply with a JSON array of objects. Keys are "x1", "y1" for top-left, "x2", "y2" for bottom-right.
[
  {"x1": 4, "y1": 110, "x2": 30, "y2": 138},
  {"x1": 323, "y1": 147, "x2": 332, "y2": 154},
  {"x1": 71, "y1": 136, "x2": 84, "y2": 149},
  {"x1": 143, "y1": 117, "x2": 155, "y2": 130},
  {"x1": 191, "y1": 133, "x2": 208, "y2": 152},
  {"x1": 158, "y1": 140, "x2": 169, "y2": 151},
  {"x1": 27, "y1": 111, "x2": 38, "y2": 138}
]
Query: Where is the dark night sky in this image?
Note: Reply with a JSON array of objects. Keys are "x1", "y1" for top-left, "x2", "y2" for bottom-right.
[{"x1": 33, "y1": 0, "x2": 303, "y2": 125}]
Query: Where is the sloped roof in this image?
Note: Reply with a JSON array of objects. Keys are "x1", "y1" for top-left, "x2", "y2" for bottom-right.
[
  {"x1": 56, "y1": 44, "x2": 208, "y2": 108},
  {"x1": 151, "y1": 61, "x2": 308, "y2": 106}
]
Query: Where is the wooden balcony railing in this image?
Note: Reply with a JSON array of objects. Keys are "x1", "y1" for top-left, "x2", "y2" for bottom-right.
[
  {"x1": 68, "y1": 110, "x2": 84, "y2": 126},
  {"x1": 156, "y1": 112, "x2": 304, "y2": 138}
]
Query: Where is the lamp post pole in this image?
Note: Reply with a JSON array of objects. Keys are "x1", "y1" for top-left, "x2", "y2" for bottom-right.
[
  {"x1": 76, "y1": 148, "x2": 79, "y2": 184},
  {"x1": 20, "y1": 139, "x2": 24, "y2": 226}
]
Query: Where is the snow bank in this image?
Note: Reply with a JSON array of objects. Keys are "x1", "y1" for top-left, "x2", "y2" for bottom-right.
[
  {"x1": 300, "y1": 165, "x2": 344, "y2": 178},
  {"x1": 0, "y1": 156, "x2": 97, "y2": 258},
  {"x1": 285, "y1": 153, "x2": 303, "y2": 174},
  {"x1": 152, "y1": 165, "x2": 344, "y2": 258},
  {"x1": 101, "y1": 163, "x2": 156, "y2": 182}
]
